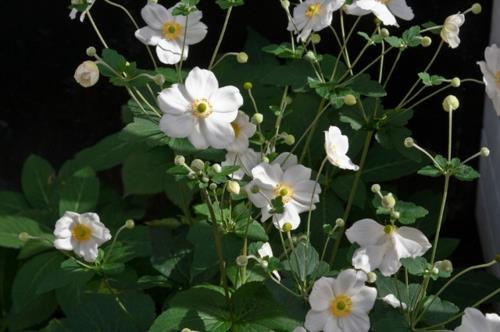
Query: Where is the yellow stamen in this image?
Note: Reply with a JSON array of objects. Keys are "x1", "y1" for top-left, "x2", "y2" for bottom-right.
[
  {"x1": 191, "y1": 99, "x2": 213, "y2": 119},
  {"x1": 495, "y1": 72, "x2": 500, "y2": 87},
  {"x1": 273, "y1": 183, "x2": 294, "y2": 204},
  {"x1": 231, "y1": 122, "x2": 241, "y2": 137},
  {"x1": 162, "y1": 22, "x2": 182, "y2": 40},
  {"x1": 384, "y1": 224, "x2": 395, "y2": 234},
  {"x1": 330, "y1": 294, "x2": 353, "y2": 318},
  {"x1": 305, "y1": 3, "x2": 321, "y2": 17},
  {"x1": 71, "y1": 224, "x2": 92, "y2": 242}
]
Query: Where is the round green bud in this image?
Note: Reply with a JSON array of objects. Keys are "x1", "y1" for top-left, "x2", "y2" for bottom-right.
[
  {"x1": 431, "y1": 267, "x2": 439, "y2": 275},
  {"x1": 190, "y1": 159, "x2": 205, "y2": 171},
  {"x1": 236, "y1": 255, "x2": 248, "y2": 266},
  {"x1": 282, "y1": 222, "x2": 293, "y2": 233},
  {"x1": 382, "y1": 193, "x2": 396, "y2": 209},
  {"x1": 202, "y1": 176, "x2": 210, "y2": 183},
  {"x1": 421, "y1": 36, "x2": 432, "y2": 47},
  {"x1": 451, "y1": 77, "x2": 461, "y2": 88},
  {"x1": 181, "y1": 329, "x2": 192, "y2": 332},
  {"x1": 471, "y1": 3, "x2": 482, "y2": 14},
  {"x1": 209, "y1": 183, "x2": 218, "y2": 191},
  {"x1": 404, "y1": 137, "x2": 415, "y2": 148},
  {"x1": 343, "y1": 94, "x2": 357, "y2": 106},
  {"x1": 371, "y1": 184, "x2": 381, "y2": 193},
  {"x1": 153, "y1": 74, "x2": 165, "y2": 86},
  {"x1": 261, "y1": 260, "x2": 269, "y2": 268},
  {"x1": 251, "y1": 113, "x2": 264, "y2": 124},
  {"x1": 262, "y1": 156, "x2": 270, "y2": 163},
  {"x1": 391, "y1": 210, "x2": 400, "y2": 220},
  {"x1": 18, "y1": 232, "x2": 31, "y2": 242},
  {"x1": 124, "y1": 219, "x2": 135, "y2": 229},
  {"x1": 442, "y1": 95, "x2": 460, "y2": 112},
  {"x1": 284, "y1": 134, "x2": 295, "y2": 146},
  {"x1": 243, "y1": 82, "x2": 253, "y2": 90},
  {"x1": 367, "y1": 272, "x2": 377, "y2": 283},
  {"x1": 310, "y1": 33, "x2": 321, "y2": 44},
  {"x1": 437, "y1": 260, "x2": 453, "y2": 273},
  {"x1": 86, "y1": 46, "x2": 97, "y2": 57},
  {"x1": 227, "y1": 180, "x2": 241, "y2": 195},
  {"x1": 480, "y1": 147, "x2": 490, "y2": 157},
  {"x1": 187, "y1": 172, "x2": 196, "y2": 180},
  {"x1": 304, "y1": 50, "x2": 317, "y2": 63},
  {"x1": 237, "y1": 52, "x2": 249, "y2": 64},
  {"x1": 212, "y1": 163, "x2": 222, "y2": 173},
  {"x1": 335, "y1": 218, "x2": 345, "y2": 228},
  {"x1": 380, "y1": 28, "x2": 390, "y2": 38},
  {"x1": 251, "y1": 185, "x2": 260, "y2": 194},
  {"x1": 174, "y1": 155, "x2": 185, "y2": 166},
  {"x1": 285, "y1": 96, "x2": 293, "y2": 105},
  {"x1": 280, "y1": 0, "x2": 290, "y2": 10}
]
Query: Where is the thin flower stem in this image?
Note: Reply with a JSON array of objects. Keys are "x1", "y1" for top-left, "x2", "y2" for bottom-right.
[
  {"x1": 133, "y1": 87, "x2": 162, "y2": 118},
  {"x1": 339, "y1": 10, "x2": 353, "y2": 76},
  {"x1": 177, "y1": 15, "x2": 189, "y2": 82},
  {"x1": 329, "y1": 17, "x2": 361, "y2": 81},
  {"x1": 102, "y1": 224, "x2": 127, "y2": 265},
  {"x1": 299, "y1": 99, "x2": 327, "y2": 163},
  {"x1": 329, "y1": 131, "x2": 373, "y2": 265},
  {"x1": 378, "y1": 27, "x2": 385, "y2": 83},
  {"x1": 208, "y1": 7, "x2": 233, "y2": 70},
  {"x1": 211, "y1": 52, "x2": 238, "y2": 69},
  {"x1": 269, "y1": 274, "x2": 302, "y2": 297},
  {"x1": 306, "y1": 157, "x2": 329, "y2": 246},
  {"x1": 461, "y1": 152, "x2": 482, "y2": 165},
  {"x1": 412, "y1": 143, "x2": 444, "y2": 172},
  {"x1": 383, "y1": 49, "x2": 402, "y2": 88},
  {"x1": 461, "y1": 78, "x2": 484, "y2": 85},
  {"x1": 279, "y1": 230, "x2": 302, "y2": 289},
  {"x1": 447, "y1": 108, "x2": 453, "y2": 162},
  {"x1": 87, "y1": 11, "x2": 109, "y2": 48},
  {"x1": 404, "y1": 84, "x2": 451, "y2": 111},
  {"x1": 126, "y1": 87, "x2": 153, "y2": 118},
  {"x1": 339, "y1": 47, "x2": 395, "y2": 85}
]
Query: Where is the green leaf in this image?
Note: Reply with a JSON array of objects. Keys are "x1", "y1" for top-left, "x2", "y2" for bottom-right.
[
  {"x1": 262, "y1": 43, "x2": 305, "y2": 59},
  {"x1": 364, "y1": 144, "x2": 423, "y2": 182},
  {"x1": 349, "y1": 74, "x2": 387, "y2": 97},
  {"x1": 36, "y1": 259, "x2": 94, "y2": 294},
  {"x1": 0, "y1": 191, "x2": 30, "y2": 214},
  {"x1": 384, "y1": 36, "x2": 403, "y2": 48},
  {"x1": 418, "y1": 72, "x2": 445, "y2": 86},
  {"x1": 418, "y1": 165, "x2": 443, "y2": 177},
  {"x1": 332, "y1": 174, "x2": 367, "y2": 209},
  {"x1": 172, "y1": 0, "x2": 200, "y2": 15},
  {"x1": 284, "y1": 242, "x2": 319, "y2": 282},
  {"x1": 401, "y1": 257, "x2": 428, "y2": 276},
  {"x1": 21, "y1": 154, "x2": 55, "y2": 208},
  {"x1": 215, "y1": 0, "x2": 244, "y2": 9},
  {"x1": 8, "y1": 292, "x2": 58, "y2": 332},
  {"x1": 453, "y1": 164, "x2": 480, "y2": 181},
  {"x1": 40, "y1": 319, "x2": 72, "y2": 332},
  {"x1": 376, "y1": 199, "x2": 428, "y2": 224},
  {"x1": 0, "y1": 216, "x2": 44, "y2": 249},
  {"x1": 421, "y1": 296, "x2": 459, "y2": 325},
  {"x1": 235, "y1": 220, "x2": 268, "y2": 242},
  {"x1": 402, "y1": 26, "x2": 422, "y2": 47},
  {"x1": 59, "y1": 167, "x2": 99, "y2": 215}
]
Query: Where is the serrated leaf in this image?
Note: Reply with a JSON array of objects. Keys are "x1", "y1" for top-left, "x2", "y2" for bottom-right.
[
  {"x1": 453, "y1": 164, "x2": 480, "y2": 181},
  {"x1": 417, "y1": 165, "x2": 443, "y2": 177},
  {"x1": 59, "y1": 167, "x2": 99, "y2": 215},
  {"x1": 262, "y1": 43, "x2": 305, "y2": 59},
  {"x1": 401, "y1": 257, "x2": 428, "y2": 276},
  {"x1": 21, "y1": 154, "x2": 55, "y2": 208},
  {"x1": 285, "y1": 242, "x2": 319, "y2": 282},
  {"x1": 349, "y1": 74, "x2": 386, "y2": 97},
  {"x1": 216, "y1": 0, "x2": 244, "y2": 9},
  {"x1": 0, "y1": 216, "x2": 44, "y2": 249}
]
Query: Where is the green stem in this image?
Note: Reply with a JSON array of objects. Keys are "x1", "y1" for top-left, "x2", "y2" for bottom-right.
[
  {"x1": 177, "y1": 15, "x2": 189, "y2": 82},
  {"x1": 339, "y1": 11, "x2": 353, "y2": 76},
  {"x1": 87, "y1": 11, "x2": 109, "y2": 48},
  {"x1": 404, "y1": 84, "x2": 451, "y2": 110},
  {"x1": 384, "y1": 49, "x2": 402, "y2": 88},
  {"x1": 299, "y1": 99, "x2": 327, "y2": 163},
  {"x1": 306, "y1": 157, "x2": 329, "y2": 246},
  {"x1": 208, "y1": 7, "x2": 233, "y2": 70}
]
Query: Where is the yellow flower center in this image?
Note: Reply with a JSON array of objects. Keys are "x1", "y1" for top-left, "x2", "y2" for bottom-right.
[
  {"x1": 273, "y1": 183, "x2": 294, "y2": 204},
  {"x1": 495, "y1": 72, "x2": 500, "y2": 87},
  {"x1": 231, "y1": 122, "x2": 241, "y2": 138},
  {"x1": 191, "y1": 99, "x2": 213, "y2": 119},
  {"x1": 305, "y1": 3, "x2": 321, "y2": 17},
  {"x1": 380, "y1": 0, "x2": 391, "y2": 4},
  {"x1": 330, "y1": 294, "x2": 353, "y2": 318},
  {"x1": 162, "y1": 22, "x2": 182, "y2": 40},
  {"x1": 384, "y1": 224, "x2": 395, "y2": 234},
  {"x1": 71, "y1": 224, "x2": 92, "y2": 242}
]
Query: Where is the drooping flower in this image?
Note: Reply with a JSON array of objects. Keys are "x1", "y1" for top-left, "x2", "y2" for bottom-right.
[
  {"x1": 257, "y1": 242, "x2": 281, "y2": 281},
  {"x1": 287, "y1": 0, "x2": 345, "y2": 42},
  {"x1": 226, "y1": 111, "x2": 257, "y2": 152},
  {"x1": 222, "y1": 148, "x2": 260, "y2": 180},
  {"x1": 74, "y1": 61, "x2": 100, "y2": 88},
  {"x1": 345, "y1": 0, "x2": 414, "y2": 27},
  {"x1": 158, "y1": 67, "x2": 243, "y2": 149},
  {"x1": 324, "y1": 126, "x2": 359, "y2": 171},
  {"x1": 382, "y1": 294, "x2": 407, "y2": 310},
  {"x1": 455, "y1": 308, "x2": 500, "y2": 332},
  {"x1": 135, "y1": 3, "x2": 207, "y2": 64},
  {"x1": 245, "y1": 162, "x2": 321, "y2": 230},
  {"x1": 305, "y1": 269, "x2": 377, "y2": 332},
  {"x1": 53, "y1": 211, "x2": 111, "y2": 262},
  {"x1": 346, "y1": 219, "x2": 431, "y2": 276},
  {"x1": 477, "y1": 44, "x2": 500, "y2": 116},
  {"x1": 441, "y1": 13, "x2": 465, "y2": 49}
]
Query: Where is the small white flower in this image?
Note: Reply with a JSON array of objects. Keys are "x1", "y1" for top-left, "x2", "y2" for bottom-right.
[
  {"x1": 158, "y1": 67, "x2": 243, "y2": 149},
  {"x1": 287, "y1": 0, "x2": 345, "y2": 42},
  {"x1": 441, "y1": 13, "x2": 465, "y2": 49},
  {"x1": 257, "y1": 242, "x2": 281, "y2": 281},
  {"x1": 324, "y1": 126, "x2": 359, "y2": 171},
  {"x1": 226, "y1": 111, "x2": 257, "y2": 152},
  {"x1": 305, "y1": 269, "x2": 377, "y2": 332},
  {"x1": 382, "y1": 294, "x2": 407, "y2": 310},
  {"x1": 74, "y1": 60, "x2": 100, "y2": 88},
  {"x1": 245, "y1": 162, "x2": 321, "y2": 230},
  {"x1": 455, "y1": 308, "x2": 500, "y2": 332},
  {"x1": 222, "y1": 148, "x2": 260, "y2": 180},
  {"x1": 477, "y1": 44, "x2": 500, "y2": 116},
  {"x1": 272, "y1": 152, "x2": 299, "y2": 171},
  {"x1": 53, "y1": 211, "x2": 111, "y2": 263},
  {"x1": 346, "y1": 219, "x2": 431, "y2": 276},
  {"x1": 135, "y1": 3, "x2": 207, "y2": 65},
  {"x1": 345, "y1": 0, "x2": 414, "y2": 27}
]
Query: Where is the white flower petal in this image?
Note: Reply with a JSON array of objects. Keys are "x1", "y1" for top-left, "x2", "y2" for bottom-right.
[
  {"x1": 251, "y1": 163, "x2": 282, "y2": 188},
  {"x1": 159, "y1": 113, "x2": 195, "y2": 138},
  {"x1": 185, "y1": 67, "x2": 219, "y2": 99},
  {"x1": 394, "y1": 227, "x2": 432, "y2": 257},
  {"x1": 188, "y1": 123, "x2": 209, "y2": 149},
  {"x1": 337, "y1": 312, "x2": 370, "y2": 332},
  {"x1": 346, "y1": 219, "x2": 385, "y2": 246},
  {"x1": 200, "y1": 118, "x2": 235, "y2": 149},
  {"x1": 282, "y1": 164, "x2": 312, "y2": 185},
  {"x1": 379, "y1": 246, "x2": 402, "y2": 276},
  {"x1": 332, "y1": 268, "x2": 359, "y2": 295},
  {"x1": 305, "y1": 309, "x2": 332, "y2": 332},
  {"x1": 387, "y1": 0, "x2": 414, "y2": 20},
  {"x1": 272, "y1": 152, "x2": 298, "y2": 170},
  {"x1": 54, "y1": 237, "x2": 73, "y2": 251},
  {"x1": 158, "y1": 84, "x2": 191, "y2": 115},
  {"x1": 382, "y1": 294, "x2": 407, "y2": 310},
  {"x1": 156, "y1": 43, "x2": 188, "y2": 65},
  {"x1": 210, "y1": 86, "x2": 243, "y2": 115},
  {"x1": 185, "y1": 21, "x2": 208, "y2": 45},
  {"x1": 309, "y1": 277, "x2": 335, "y2": 311},
  {"x1": 273, "y1": 205, "x2": 301, "y2": 230},
  {"x1": 135, "y1": 26, "x2": 163, "y2": 46},
  {"x1": 352, "y1": 244, "x2": 387, "y2": 273},
  {"x1": 351, "y1": 287, "x2": 377, "y2": 313},
  {"x1": 141, "y1": 4, "x2": 170, "y2": 30}
]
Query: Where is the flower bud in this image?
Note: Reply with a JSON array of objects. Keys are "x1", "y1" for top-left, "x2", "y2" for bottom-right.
[
  {"x1": 343, "y1": 94, "x2": 357, "y2": 106},
  {"x1": 436, "y1": 260, "x2": 453, "y2": 273},
  {"x1": 124, "y1": 219, "x2": 135, "y2": 229},
  {"x1": 280, "y1": 0, "x2": 290, "y2": 10},
  {"x1": 391, "y1": 210, "x2": 400, "y2": 220},
  {"x1": 261, "y1": 260, "x2": 269, "y2": 268},
  {"x1": 380, "y1": 28, "x2": 390, "y2": 37},
  {"x1": 304, "y1": 51, "x2": 317, "y2": 63},
  {"x1": 86, "y1": 46, "x2": 97, "y2": 57},
  {"x1": 181, "y1": 329, "x2": 192, "y2": 332},
  {"x1": 236, "y1": 255, "x2": 248, "y2": 266},
  {"x1": 18, "y1": 232, "x2": 31, "y2": 242},
  {"x1": 420, "y1": 36, "x2": 432, "y2": 47},
  {"x1": 227, "y1": 180, "x2": 241, "y2": 195},
  {"x1": 431, "y1": 267, "x2": 439, "y2": 275},
  {"x1": 404, "y1": 137, "x2": 414, "y2": 148},
  {"x1": 480, "y1": 147, "x2": 490, "y2": 157},
  {"x1": 284, "y1": 134, "x2": 295, "y2": 146},
  {"x1": 209, "y1": 183, "x2": 218, "y2": 191},
  {"x1": 471, "y1": 3, "x2": 482, "y2": 14},
  {"x1": 442, "y1": 95, "x2": 460, "y2": 112},
  {"x1": 190, "y1": 159, "x2": 205, "y2": 171},
  {"x1": 251, "y1": 113, "x2": 264, "y2": 124},
  {"x1": 187, "y1": 172, "x2": 196, "y2": 179},
  {"x1": 153, "y1": 74, "x2": 165, "y2": 86},
  {"x1": 371, "y1": 184, "x2": 381, "y2": 193},
  {"x1": 201, "y1": 176, "x2": 209, "y2": 183},
  {"x1": 243, "y1": 82, "x2": 253, "y2": 90},
  {"x1": 74, "y1": 60, "x2": 100, "y2": 88},
  {"x1": 285, "y1": 96, "x2": 293, "y2": 105},
  {"x1": 367, "y1": 272, "x2": 377, "y2": 283},
  {"x1": 450, "y1": 77, "x2": 461, "y2": 88},
  {"x1": 335, "y1": 218, "x2": 345, "y2": 228},
  {"x1": 174, "y1": 155, "x2": 185, "y2": 166},
  {"x1": 282, "y1": 222, "x2": 293, "y2": 233},
  {"x1": 212, "y1": 163, "x2": 222, "y2": 173},
  {"x1": 382, "y1": 193, "x2": 396, "y2": 209},
  {"x1": 237, "y1": 52, "x2": 249, "y2": 64},
  {"x1": 262, "y1": 156, "x2": 270, "y2": 163},
  {"x1": 251, "y1": 185, "x2": 260, "y2": 194},
  {"x1": 310, "y1": 33, "x2": 321, "y2": 44}
]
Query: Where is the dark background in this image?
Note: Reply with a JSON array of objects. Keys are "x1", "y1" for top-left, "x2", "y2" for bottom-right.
[{"x1": 0, "y1": 0, "x2": 493, "y2": 265}]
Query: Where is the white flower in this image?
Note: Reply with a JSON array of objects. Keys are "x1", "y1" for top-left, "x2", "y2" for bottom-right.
[
  {"x1": 222, "y1": 148, "x2": 260, "y2": 180},
  {"x1": 455, "y1": 308, "x2": 500, "y2": 332},
  {"x1": 226, "y1": 111, "x2": 257, "y2": 152},
  {"x1": 382, "y1": 294, "x2": 407, "y2": 310},
  {"x1": 272, "y1": 152, "x2": 299, "y2": 170},
  {"x1": 245, "y1": 162, "x2": 321, "y2": 230},
  {"x1": 74, "y1": 61, "x2": 100, "y2": 88},
  {"x1": 477, "y1": 44, "x2": 500, "y2": 116},
  {"x1": 158, "y1": 67, "x2": 243, "y2": 149},
  {"x1": 53, "y1": 211, "x2": 111, "y2": 262},
  {"x1": 345, "y1": 0, "x2": 414, "y2": 27},
  {"x1": 135, "y1": 3, "x2": 207, "y2": 65},
  {"x1": 346, "y1": 219, "x2": 431, "y2": 276},
  {"x1": 305, "y1": 269, "x2": 377, "y2": 332},
  {"x1": 324, "y1": 126, "x2": 359, "y2": 171},
  {"x1": 257, "y1": 242, "x2": 281, "y2": 281},
  {"x1": 441, "y1": 13, "x2": 465, "y2": 49},
  {"x1": 293, "y1": 327, "x2": 307, "y2": 332},
  {"x1": 287, "y1": 0, "x2": 345, "y2": 42}
]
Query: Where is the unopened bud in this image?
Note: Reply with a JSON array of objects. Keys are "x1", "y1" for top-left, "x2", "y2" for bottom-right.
[
  {"x1": 431, "y1": 267, "x2": 439, "y2": 275},
  {"x1": 284, "y1": 134, "x2": 295, "y2": 146},
  {"x1": 335, "y1": 218, "x2": 345, "y2": 228},
  {"x1": 262, "y1": 156, "x2": 270, "y2": 163},
  {"x1": 124, "y1": 219, "x2": 135, "y2": 229},
  {"x1": 201, "y1": 176, "x2": 209, "y2": 183},
  {"x1": 261, "y1": 260, "x2": 269, "y2": 268},
  {"x1": 181, "y1": 329, "x2": 192, "y2": 332},
  {"x1": 237, "y1": 52, "x2": 248, "y2": 64},
  {"x1": 187, "y1": 172, "x2": 196, "y2": 180},
  {"x1": 236, "y1": 255, "x2": 248, "y2": 266},
  {"x1": 304, "y1": 51, "x2": 317, "y2": 63},
  {"x1": 174, "y1": 155, "x2": 185, "y2": 166},
  {"x1": 382, "y1": 193, "x2": 396, "y2": 209},
  {"x1": 480, "y1": 147, "x2": 490, "y2": 157},
  {"x1": 285, "y1": 96, "x2": 293, "y2": 105},
  {"x1": 209, "y1": 183, "x2": 217, "y2": 191},
  {"x1": 442, "y1": 95, "x2": 460, "y2": 112},
  {"x1": 243, "y1": 82, "x2": 253, "y2": 90},
  {"x1": 343, "y1": 94, "x2": 357, "y2": 106},
  {"x1": 228, "y1": 180, "x2": 241, "y2": 195},
  {"x1": 282, "y1": 222, "x2": 293, "y2": 233},
  {"x1": 310, "y1": 33, "x2": 321, "y2": 44},
  {"x1": 371, "y1": 184, "x2": 381, "y2": 193},
  {"x1": 471, "y1": 3, "x2": 482, "y2": 15},
  {"x1": 74, "y1": 60, "x2": 100, "y2": 88},
  {"x1": 18, "y1": 232, "x2": 31, "y2": 242},
  {"x1": 391, "y1": 211, "x2": 400, "y2": 220},
  {"x1": 450, "y1": 77, "x2": 461, "y2": 88},
  {"x1": 212, "y1": 163, "x2": 222, "y2": 173},
  {"x1": 380, "y1": 28, "x2": 390, "y2": 37},
  {"x1": 437, "y1": 260, "x2": 453, "y2": 273},
  {"x1": 190, "y1": 159, "x2": 205, "y2": 171},
  {"x1": 251, "y1": 113, "x2": 263, "y2": 124},
  {"x1": 420, "y1": 36, "x2": 432, "y2": 47},
  {"x1": 404, "y1": 137, "x2": 414, "y2": 148},
  {"x1": 280, "y1": 0, "x2": 290, "y2": 10},
  {"x1": 153, "y1": 74, "x2": 165, "y2": 86},
  {"x1": 86, "y1": 46, "x2": 97, "y2": 57},
  {"x1": 367, "y1": 272, "x2": 377, "y2": 283}
]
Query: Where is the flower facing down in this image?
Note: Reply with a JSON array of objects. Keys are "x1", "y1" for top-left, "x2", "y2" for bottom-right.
[
  {"x1": 441, "y1": 13, "x2": 465, "y2": 49},
  {"x1": 74, "y1": 61, "x2": 99, "y2": 88},
  {"x1": 305, "y1": 269, "x2": 377, "y2": 332},
  {"x1": 53, "y1": 211, "x2": 111, "y2": 262},
  {"x1": 222, "y1": 148, "x2": 260, "y2": 180},
  {"x1": 324, "y1": 126, "x2": 359, "y2": 171},
  {"x1": 158, "y1": 67, "x2": 243, "y2": 149},
  {"x1": 287, "y1": 0, "x2": 345, "y2": 42},
  {"x1": 455, "y1": 308, "x2": 500, "y2": 332},
  {"x1": 135, "y1": 3, "x2": 207, "y2": 64},
  {"x1": 245, "y1": 162, "x2": 321, "y2": 230},
  {"x1": 257, "y1": 242, "x2": 281, "y2": 281},
  {"x1": 345, "y1": 0, "x2": 414, "y2": 27},
  {"x1": 346, "y1": 219, "x2": 431, "y2": 276},
  {"x1": 226, "y1": 111, "x2": 257, "y2": 152},
  {"x1": 477, "y1": 44, "x2": 500, "y2": 116}
]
